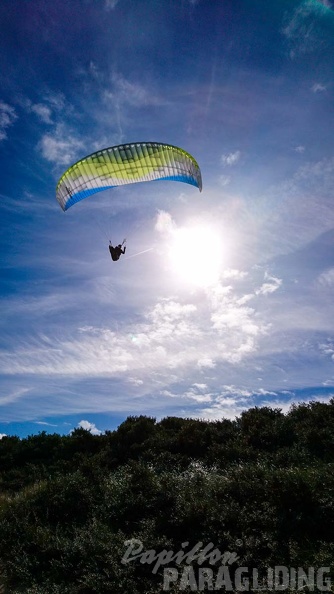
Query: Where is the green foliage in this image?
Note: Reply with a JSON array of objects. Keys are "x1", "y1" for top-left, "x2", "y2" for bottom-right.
[{"x1": 0, "y1": 400, "x2": 333, "y2": 591}]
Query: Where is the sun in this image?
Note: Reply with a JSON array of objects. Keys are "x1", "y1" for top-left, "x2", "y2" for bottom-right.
[{"x1": 168, "y1": 225, "x2": 224, "y2": 286}]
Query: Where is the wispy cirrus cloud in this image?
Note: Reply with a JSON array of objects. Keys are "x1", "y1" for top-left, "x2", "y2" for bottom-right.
[
  {"x1": 21, "y1": 91, "x2": 68, "y2": 124},
  {"x1": 105, "y1": 0, "x2": 119, "y2": 10},
  {"x1": 252, "y1": 156, "x2": 334, "y2": 260},
  {"x1": 317, "y1": 0, "x2": 332, "y2": 7},
  {"x1": 0, "y1": 101, "x2": 17, "y2": 141},
  {"x1": 104, "y1": 71, "x2": 165, "y2": 108},
  {"x1": 282, "y1": 0, "x2": 332, "y2": 59},
  {"x1": 34, "y1": 421, "x2": 58, "y2": 427},
  {"x1": 102, "y1": 71, "x2": 164, "y2": 142},
  {"x1": 0, "y1": 387, "x2": 31, "y2": 407}
]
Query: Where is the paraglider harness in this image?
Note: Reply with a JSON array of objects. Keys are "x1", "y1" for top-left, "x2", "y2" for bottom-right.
[{"x1": 109, "y1": 239, "x2": 126, "y2": 261}]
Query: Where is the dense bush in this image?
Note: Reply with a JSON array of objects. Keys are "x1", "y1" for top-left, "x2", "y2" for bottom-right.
[{"x1": 0, "y1": 400, "x2": 333, "y2": 592}]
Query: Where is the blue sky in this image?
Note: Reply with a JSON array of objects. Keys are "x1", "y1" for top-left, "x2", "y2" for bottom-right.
[{"x1": 1, "y1": 0, "x2": 334, "y2": 438}]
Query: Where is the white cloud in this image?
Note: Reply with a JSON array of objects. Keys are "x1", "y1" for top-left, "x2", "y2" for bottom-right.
[
  {"x1": 221, "y1": 150, "x2": 241, "y2": 166},
  {"x1": 148, "y1": 299, "x2": 197, "y2": 326},
  {"x1": 312, "y1": 83, "x2": 327, "y2": 93},
  {"x1": 22, "y1": 92, "x2": 68, "y2": 123},
  {"x1": 128, "y1": 377, "x2": 144, "y2": 386},
  {"x1": 197, "y1": 357, "x2": 216, "y2": 369},
  {"x1": 194, "y1": 385, "x2": 283, "y2": 420},
  {"x1": 197, "y1": 386, "x2": 254, "y2": 417},
  {"x1": 198, "y1": 388, "x2": 251, "y2": 420},
  {"x1": 319, "y1": 341, "x2": 334, "y2": 360},
  {"x1": 0, "y1": 101, "x2": 17, "y2": 141},
  {"x1": 192, "y1": 385, "x2": 333, "y2": 420},
  {"x1": 105, "y1": 0, "x2": 119, "y2": 9},
  {"x1": 0, "y1": 242, "x2": 304, "y2": 422},
  {"x1": 0, "y1": 273, "x2": 271, "y2": 378},
  {"x1": 255, "y1": 388, "x2": 277, "y2": 397},
  {"x1": 77, "y1": 420, "x2": 103, "y2": 435},
  {"x1": 43, "y1": 91, "x2": 66, "y2": 111},
  {"x1": 208, "y1": 282, "x2": 268, "y2": 360},
  {"x1": 219, "y1": 385, "x2": 253, "y2": 398},
  {"x1": 262, "y1": 394, "x2": 334, "y2": 415},
  {"x1": 183, "y1": 388, "x2": 212, "y2": 403},
  {"x1": 192, "y1": 383, "x2": 208, "y2": 390},
  {"x1": 0, "y1": 434, "x2": 7, "y2": 440},
  {"x1": 256, "y1": 273, "x2": 282, "y2": 296},
  {"x1": 221, "y1": 269, "x2": 248, "y2": 280},
  {"x1": 38, "y1": 124, "x2": 83, "y2": 166},
  {"x1": 219, "y1": 175, "x2": 231, "y2": 186},
  {"x1": 294, "y1": 145, "x2": 305, "y2": 153},
  {"x1": 155, "y1": 210, "x2": 176, "y2": 235},
  {"x1": 30, "y1": 103, "x2": 53, "y2": 124},
  {"x1": 318, "y1": 268, "x2": 334, "y2": 286},
  {"x1": 191, "y1": 394, "x2": 213, "y2": 403}
]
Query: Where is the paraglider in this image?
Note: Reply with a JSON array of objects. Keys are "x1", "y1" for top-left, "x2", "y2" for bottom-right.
[
  {"x1": 109, "y1": 239, "x2": 126, "y2": 261},
  {"x1": 56, "y1": 141, "x2": 202, "y2": 262},
  {"x1": 56, "y1": 141, "x2": 202, "y2": 210}
]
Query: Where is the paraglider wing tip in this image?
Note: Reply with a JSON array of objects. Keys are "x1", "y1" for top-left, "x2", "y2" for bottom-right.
[{"x1": 195, "y1": 165, "x2": 202, "y2": 192}]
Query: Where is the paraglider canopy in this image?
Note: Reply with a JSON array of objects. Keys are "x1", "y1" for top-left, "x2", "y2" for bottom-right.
[{"x1": 56, "y1": 141, "x2": 202, "y2": 211}]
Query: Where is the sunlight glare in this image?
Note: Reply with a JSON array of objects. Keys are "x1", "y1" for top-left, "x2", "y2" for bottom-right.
[{"x1": 168, "y1": 225, "x2": 224, "y2": 286}]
